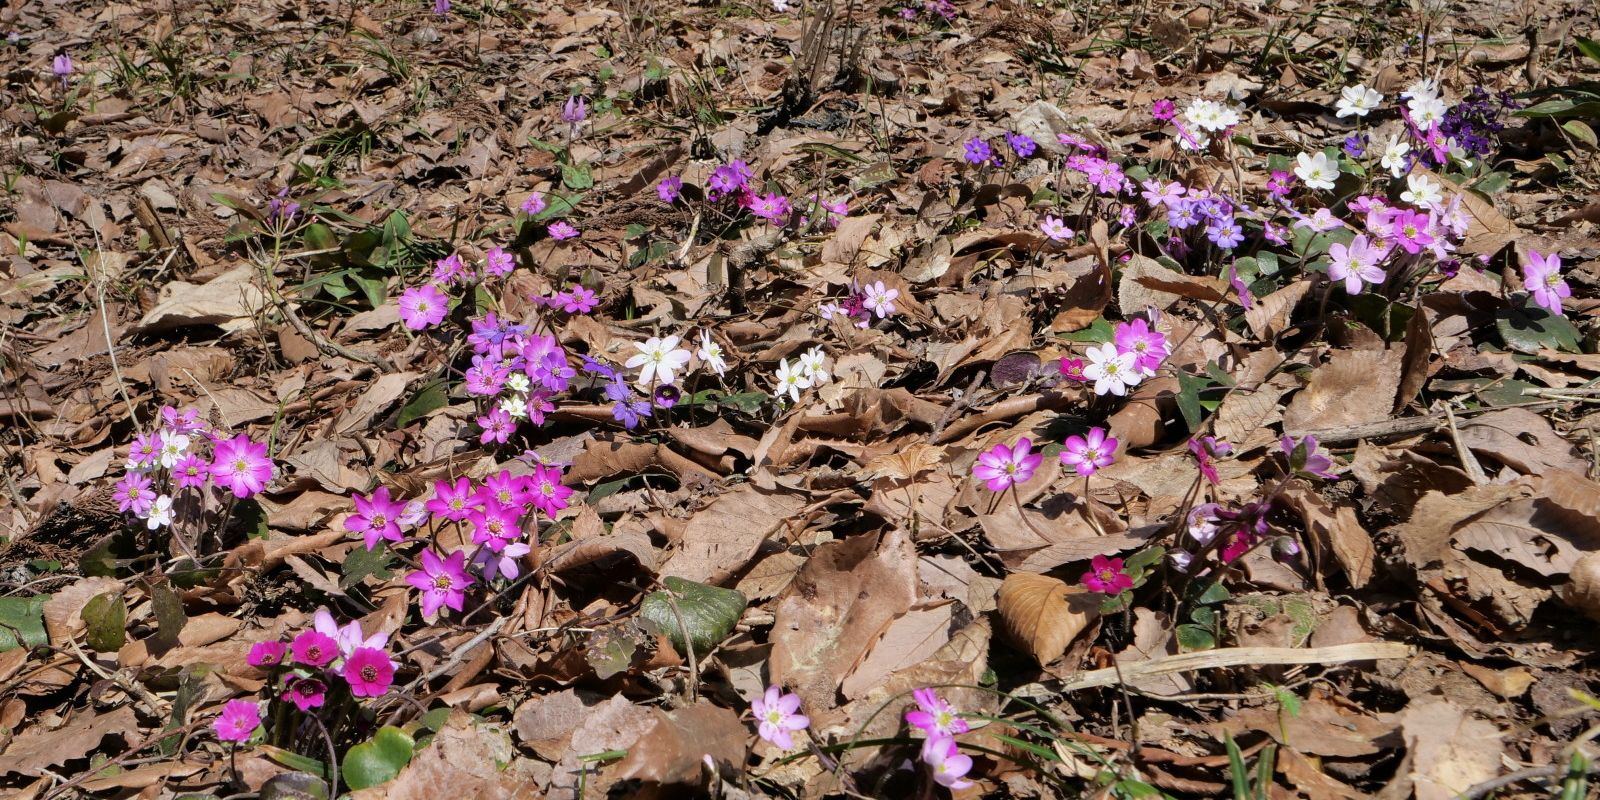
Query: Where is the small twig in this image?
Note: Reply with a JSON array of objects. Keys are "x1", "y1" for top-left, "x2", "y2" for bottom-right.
[
  {"x1": 1055, "y1": 642, "x2": 1413, "y2": 692},
  {"x1": 392, "y1": 616, "x2": 507, "y2": 700},
  {"x1": 1442, "y1": 401, "x2": 1488, "y2": 485},
  {"x1": 1457, "y1": 764, "x2": 1569, "y2": 799}
]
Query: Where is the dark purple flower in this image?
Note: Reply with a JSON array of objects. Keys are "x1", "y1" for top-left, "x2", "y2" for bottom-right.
[
  {"x1": 653, "y1": 384, "x2": 681, "y2": 408},
  {"x1": 1005, "y1": 132, "x2": 1037, "y2": 158}
]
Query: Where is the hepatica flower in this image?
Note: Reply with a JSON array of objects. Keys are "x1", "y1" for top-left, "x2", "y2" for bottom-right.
[
  {"x1": 1281, "y1": 435, "x2": 1337, "y2": 479},
  {"x1": 398, "y1": 284, "x2": 449, "y2": 330},
  {"x1": 210, "y1": 434, "x2": 273, "y2": 498},
  {"x1": 1327, "y1": 234, "x2": 1387, "y2": 295},
  {"x1": 346, "y1": 486, "x2": 406, "y2": 550},
  {"x1": 862, "y1": 280, "x2": 898, "y2": 318},
  {"x1": 343, "y1": 647, "x2": 396, "y2": 697},
  {"x1": 1005, "y1": 131, "x2": 1037, "y2": 158},
  {"x1": 547, "y1": 221, "x2": 579, "y2": 240},
  {"x1": 1082, "y1": 554, "x2": 1132, "y2": 594},
  {"x1": 751, "y1": 685, "x2": 810, "y2": 750},
  {"x1": 520, "y1": 191, "x2": 547, "y2": 216},
  {"x1": 1060, "y1": 427, "x2": 1118, "y2": 476},
  {"x1": 972, "y1": 438, "x2": 1042, "y2": 492},
  {"x1": 483, "y1": 246, "x2": 515, "y2": 277},
  {"x1": 285, "y1": 675, "x2": 328, "y2": 712},
  {"x1": 906, "y1": 689, "x2": 969, "y2": 739},
  {"x1": 426, "y1": 477, "x2": 476, "y2": 522},
  {"x1": 1294, "y1": 151, "x2": 1339, "y2": 191},
  {"x1": 213, "y1": 699, "x2": 261, "y2": 744},
  {"x1": 750, "y1": 192, "x2": 791, "y2": 224},
  {"x1": 1523, "y1": 250, "x2": 1569, "y2": 316},
  {"x1": 1039, "y1": 215, "x2": 1073, "y2": 242},
  {"x1": 657, "y1": 175, "x2": 682, "y2": 203},
  {"x1": 406, "y1": 548, "x2": 473, "y2": 618},
  {"x1": 1335, "y1": 84, "x2": 1381, "y2": 118},
  {"x1": 1083, "y1": 342, "x2": 1141, "y2": 397},
  {"x1": 924, "y1": 734, "x2": 975, "y2": 790},
  {"x1": 1187, "y1": 436, "x2": 1232, "y2": 485},
  {"x1": 291, "y1": 630, "x2": 339, "y2": 668},
  {"x1": 1058, "y1": 357, "x2": 1086, "y2": 381},
  {"x1": 145, "y1": 495, "x2": 174, "y2": 529},
  {"x1": 115, "y1": 472, "x2": 155, "y2": 516},
  {"x1": 773, "y1": 358, "x2": 813, "y2": 403},
  {"x1": 697, "y1": 329, "x2": 727, "y2": 376},
  {"x1": 626, "y1": 335, "x2": 692, "y2": 386},
  {"x1": 247, "y1": 641, "x2": 287, "y2": 668},
  {"x1": 962, "y1": 137, "x2": 993, "y2": 165}
]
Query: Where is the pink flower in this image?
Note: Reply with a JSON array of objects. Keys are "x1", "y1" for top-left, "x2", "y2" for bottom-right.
[
  {"x1": 478, "y1": 408, "x2": 515, "y2": 445},
  {"x1": 972, "y1": 438, "x2": 1043, "y2": 492},
  {"x1": 1060, "y1": 427, "x2": 1118, "y2": 476},
  {"x1": 345, "y1": 486, "x2": 407, "y2": 550},
  {"x1": 557, "y1": 286, "x2": 598, "y2": 314},
  {"x1": 483, "y1": 246, "x2": 515, "y2": 277},
  {"x1": 1523, "y1": 250, "x2": 1569, "y2": 317},
  {"x1": 425, "y1": 477, "x2": 476, "y2": 522},
  {"x1": 406, "y1": 548, "x2": 473, "y2": 618},
  {"x1": 751, "y1": 685, "x2": 810, "y2": 750},
  {"x1": 1082, "y1": 555, "x2": 1132, "y2": 594},
  {"x1": 432, "y1": 253, "x2": 469, "y2": 285},
  {"x1": 128, "y1": 431, "x2": 162, "y2": 471},
  {"x1": 343, "y1": 646, "x2": 396, "y2": 697},
  {"x1": 520, "y1": 191, "x2": 547, "y2": 215},
  {"x1": 284, "y1": 675, "x2": 328, "y2": 712},
  {"x1": 209, "y1": 434, "x2": 274, "y2": 498},
  {"x1": 905, "y1": 688, "x2": 969, "y2": 739},
  {"x1": 290, "y1": 630, "x2": 338, "y2": 667},
  {"x1": 1281, "y1": 435, "x2": 1337, "y2": 479},
  {"x1": 313, "y1": 608, "x2": 388, "y2": 662},
  {"x1": 547, "y1": 221, "x2": 579, "y2": 240},
  {"x1": 213, "y1": 699, "x2": 260, "y2": 743},
  {"x1": 1390, "y1": 209, "x2": 1435, "y2": 255},
  {"x1": 1058, "y1": 357, "x2": 1086, "y2": 381},
  {"x1": 115, "y1": 472, "x2": 155, "y2": 516},
  {"x1": 657, "y1": 176, "x2": 683, "y2": 203},
  {"x1": 247, "y1": 641, "x2": 287, "y2": 668},
  {"x1": 398, "y1": 284, "x2": 449, "y2": 330},
  {"x1": 1187, "y1": 436, "x2": 1232, "y2": 485},
  {"x1": 1327, "y1": 234, "x2": 1387, "y2": 295},
  {"x1": 172, "y1": 454, "x2": 209, "y2": 489},
  {"x1": 924, "y1": 734, "x2": 974, "y2": 790},
  {"x1": 467, "y1": 502, "x2": 521, "y2": 550},
  {"x1": 528, "y1": 464, "x2": 572, "y2": 517},
  {"x1": 862, "y1": 281, "x2": 899, "y2": 319},
  {"x1": 1112, "y1": 318, "x2": 1168, "y2": 376},
  {"x1": 750, "y1": 192, "x2": 791, "y2": 224},
  {"x1": 1151, "y1": 99, "x2": 1177, "y2": 121}
]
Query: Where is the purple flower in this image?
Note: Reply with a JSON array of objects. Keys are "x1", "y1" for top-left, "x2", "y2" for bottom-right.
[
  {"x1": 467, "y1": 502, "x2": 521, "y2": 550},
  {"x1": 707, "y1": 161, "x2": 753, "y2": 198},
  {"x1": 1389, "y1": 209, "x2": 1435, "y2": 255},
  {"x1": 1187, "y1": 436, "x2": 1232, "y2": 485},
  {"x1": 478, "y1": 408, "x2": 515, "y2": 445},
  {"x1": 398, "y1": 284, "x2": 449, "y2": 330},
  {"x1": 962, "y1": 137, "x2": 993, "y2": 165},
  {"x1": 1112, "y1": 318, "x2": 1169, "y2": 377},
  {"x1": 528, "y1": 464, "x2": 572, "y2": 517},
  {"x1": 213, "y1": 699, "x2": 260, "y2": 744},
  {"x1": 1060, "y1": 427, "x2": 1118, "y2": 476},
  {"x1": 1328, "y1": 234, "x2": 1388, "y2": 295},
  {"x1": 657, "y1": 175, "x2": 682, "y2": 203},
  {"x1": 547, "y1": 221, "x2": 579, "y2": 240},
  {"x1": 1082, "y1": 555, "x2": 1132, "y2": 594},
  {"x1": 345, "y1": 486, "x2": 407, "y2": 550},
  {"x1": 1005, "y1": 132, "x2": 1037, "y2": 158},
  {"x1": 972, "y1": 438, "x2": 1043, "y2": 492},
  {"x1": 557, "y1": 286, "x2": 598, "y2": 313},
  {"x1": 751, "y1": 685, "x2": 810, "y2": 750},
  {"x1": 562, "y1": 96, "x2": 588, "y2": 124},
  {"x1": 612, "y1": 398, "x2": 653, "y2": 429},
  {"x1": 432, "y1": 253, "x2": 469, "y2": 285},
  {"x1": 483, "y1": 246, "x2": 515, "y2": 277},
  {"x1": 1523, "y1": 250, "x2": 1569, "y2": 316},
  {"x1": 115, "y1": 472, "x2": 155, "y2": 516},
  {"x1": 52, "y1": 53, "x2": 73, "y2": 81},
  {"x1": 749, "y1": 192, "x2": 791, "y2": 224},
  {"x1": 653, "y1": 383, "x2": 681, "y2": 408},
  {"x1": 520, "y1": 191, "x2": 547, "y2": 216},
  {"x1": 1342, "y1": 133, "x2": 1368, "y2": 158},
  {"x1": 1206, "y1": 219, "x2": 1244, "y2": 249},
  {"x1": 406, "y1": 548, "x2": 473, "y2": 618},
  {"x1": 1281, "y1": 435, "x2": 1337, "y2": 479}
]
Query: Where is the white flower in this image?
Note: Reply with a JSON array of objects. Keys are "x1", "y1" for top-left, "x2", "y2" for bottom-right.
[
  {"x1": 773, "y1": 358, "x2": 813, "y2": 403},
  {"x1": 1082, "y1": 342, "x2": 1142, "y2": 397},
  {"x1": 1039, "y1": 216, "x2": 1073, "y2": 242},
  {"x1": 862, "y1": 281, "x2": 898, "y2": 319},
  {"x1": 1184, "y1": 99, "x2": 1239, "y2": 132},
  {"x1": 1293, "y1": 151, "x2": 1339, "y2": 191},
  {"x1": 819, "y1": 302, "x2": 841, "y2": 320},
  {"x1": 697, "y1": 330, "x2": 727, "y2": 376},
  {"x1": 1293, "y1": 208, "x2": 1343, "y2": 233},
  {"x1": 1400, "y1": 174, "x2": 1442, "y2": 210},
  {"x1": 1379, "y1": 135, "x2": 1411, "y2": 178},
  {"x1": 499, "y1": 394, "x2": 529, "y2": 419},
  {"x1": 504, "y1": 372, "x2": 531, "y2": 394},
  {"x1": 1407, "y1": 95, "x2": 1448, "y2": 129},
  {"x1": 157, "y1": 433, "x2": 191, "y2": 469},
  {"x1": 1445, "y1": 136, "x2": 1472, "y2": 166},
  {"x1": 771, "y1": 0, "x2": 791, "y2": 9},
  {"x1": 1335, "y1": 84, "x2": 1381, "y2": 118},
  {"x1": 146, "y1": 495, "x2": 174, "y2": 529},
  {"x1": 625, "y1": 335, "x2": 693, "y2": 386},
  {"x1": 1401, "y1": 77, "x2": 1439, "y2": 103},
  {"x1": 798, "y1": 347, "x2": 830, "y2": 385}
]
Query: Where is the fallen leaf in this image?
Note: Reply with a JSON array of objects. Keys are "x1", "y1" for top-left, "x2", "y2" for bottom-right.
[
  {"x1": 1400, "y1": 698, "x2": 1503, "y2": 800},
  {"x1": 996, "y1": 573, "x2": 1096, "y2": 666}
]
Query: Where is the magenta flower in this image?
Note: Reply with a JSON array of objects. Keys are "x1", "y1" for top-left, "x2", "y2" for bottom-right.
[
  {"x1": 1187, "y1": 436, "x2": 1232, "y2": 485},
  {"x1": 1060, "y1": 427, "x2": 1118, "y2": 476},
  {"x1": 345, "y1": 486, "x2": 406, "y2": 550},
  {"x1": 924, "y1": 734, "x2": 974, "y2": 790},
  {"x1": 528, "y1": 464, "x2": 572, "y2": 517},
  {"x1": 128, "y1": 431, "x2": 162, "y2": 471},
  {"x1": 406, "y1": 548, "x2": 473, "y2": 618},
  {"x1": 905, "y1": 688, "x2": 969, "y2": 739},
  {"x1": 343, "y1": 646, "x2": 396, "y2": 697},
  {"x1": 557, "y1": 286, "x2": 598, "y2": 313},
  {"x1": 1058, "y1": 357, "x2": 1086, "y2": 381},
  {"x1": 114, "y1": 472, "x2": 155, "y2": 516},
  {"x1": 398, "y1": 284, "x2": 449, "y2": 330},
  {"x1": 972, "y1": 438, "x2": 1043, "y2": 492},
  {"x1": 1281, "y1": 435, "x2": 1337, "y2": 479},
  {"x1": 657, "y1": 176, "x2": 683, "y2": 203},
  {"x1": 247, "y1": 641, "x2": 287, "y2": 668},
  {"x1": 1151, "y1": 99, "x2": 1177, "y2": 121},
  {"x1": 213, "y1": 699, "x2": 260, "y2": 743},
  {"x1": 1523, "y1": 250, "x2": 1569, "y2": 316},
  {"x1": 290, "y1": 630, "x2": 338, "y2": 667},
  {"x1": 751, "y1": 685, "x2": 810, "y2": 750},
  {"x1": 1082, "y1": 555, "x2": 1133, "y2": 594},
  {"x1": 478, "y1": 408, "x2": 515, "y2": 445},
  {"x1": 962, "y1": 137, "x2": 993, "y2": 165},
  {"x1": 313, "y1": 608, "x2": 387, "y2": 662},
  {"x1": 1390, "y1": 209, "x2": 1435, "y2": 255},
  {"x1": 467, "y1": 502, "x2": 521, "y2": 549},
  {"x1": 284, "y1": 675, "x2": 328, "y2": 712},
  {"x1": 172, "y1": 454, "x2": 209, "y2": 489},
  {"x1": 209, "y1": 434, "x2": 273, "y2": 498},
  {"x1": 425, "y1": 477, "x2": 476, "y2": 522},
  {"x1": 750, "y1": 192, "x2": 791, "y2": 224},
  {"x1": 1112, "y1": 318, "x2": 1168, "y2": 377},
  {"x1": 548, "y1": 221, "x2": 579, "y2": 240},
  {"x1": 483, "y1": 246, "x2": 515, "y2": 277},
  {"x1": 521, "y1": 191, "x2": 547, "y2": 216},
  {"x1": 432, "y1": 253, "x2": 469, "y2": 285}
]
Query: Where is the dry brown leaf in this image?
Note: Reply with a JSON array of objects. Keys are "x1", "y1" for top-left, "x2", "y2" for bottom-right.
[
  {"x1": 1282, "y1": 348, "x2": 1403, "y2": 433},
  {"x1": 1211, "y1": 383, "x2": 1289, "y2": 450},
  {"x1": 659, "y1": 485, "x2": 806, "y2": 585},
  {"x1": 840, "y1": 602, "x2": 955, "y2": 699},
  {"x1": 130, "y1": 264, "x2": 269, "y2": 333},
  {"x1": 1455, "y1": 408, "x2": 1588, "y2": 476},
  {"x1": 995, "y1": 573, "x2": 1096, "y2": 666},
  {"x1": 1286, "y1": 487, "x2": 1375, "y2": 587},
  {"x1": 350, "y1": 711, "x2": 545, "y2": 800},
  {"x1": 1561, "y1": 552, "x2": 1600, "y2": 622},
  {"x1": 1244, "y1": 279, "x2": 1309, "y2": 340},
  {"x1": 1400, "y1": 698, "x2": 1504, "y2": 800},
  {"x1": 0, "y1": 704, "x2": 137, "y2": 777},
  {"x1": 612, "y1": 702, "x2": 747, "y2": 787},
  {"x1": 1451, "y1": 496, "x2": 1600, "y2": 577}
]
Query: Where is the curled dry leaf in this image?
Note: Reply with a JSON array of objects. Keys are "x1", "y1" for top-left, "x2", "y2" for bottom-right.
[{"x1": 996, "y1": 572, "x2": 1097, "y2": 666}]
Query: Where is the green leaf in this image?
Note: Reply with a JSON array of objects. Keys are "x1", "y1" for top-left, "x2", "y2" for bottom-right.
[
  {"x1": 638, "y1": 577, "x2": 747, "y2": 658},
  {"x1": 395, "y1": 378, "x2": 449, "y2": 428},
  {"x1": 1471, "y1": 171, "x2": 1511, "y2": 194},
  {"x1": 561, "y1": 163, "x2": 594, "y2": 190},
  {"x1": 1496, "y1": 306, "x2": 1581, "y2": 354},
  {"x1": 0, "y1": 596, "x2": 48, "y2": 651},
  {"x1": 150, "y1": 582, "x2": 186, "y2": 653},
  {"x1": 1175, "y1": 370, "x2": 1209, "y2": 431},
  {"x1": 1060, "y1": 317, "x2": 1114, "y2": 343},
  {"x1": 341, "y1": 726, "x2": 415, "y2": 790},
  {"x1": 585, "y1": 626, "x2": 640, "y2": 680},
  {"x1": 341, "y1": 543, "x2": 393, "y2": 589},
  {"x1": 268, "y1": 748, "x2": 329, "y2": 777},
  {"x1": 82, "y1": 591, "x2": 128, "y2": 652},
  {"x1": 382, "y1": 210, "x2": 412, "y2": 245},
  {"x1": 1576, "y1": 36, "x2": 1600, "y2": 64},
  {"x1": 1563, "y1": 120, "x2": 1598, "y2": 148},
  {"x1": 260, "y1": 772, "x2": 330, "y2": 800},
  {"x1": 1224, "y1": 732, "x2": 1250, "y2": 800},
  {"x1": 1176, "y1": 623, "x2": 1216, "y2": 652},
  {"x1": 234, "y1": 498, "x2": 271, "y2": 540}
]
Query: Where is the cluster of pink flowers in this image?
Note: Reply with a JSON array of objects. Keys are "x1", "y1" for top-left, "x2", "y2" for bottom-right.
[
  {"x1": 819, "y1": 279, "x2": 899, "y2": 329},
  {"x1": 461, "y1": 314, "x2": 576, "y2": 443},
  {"x1": 113, "y1": 406, "x2": 274, "y2": 532},
  {"x1": 230, "y1": 608, "x2": 399, "y2": 743},
  {"x1": 905, "y1": 689, "x2": 975, "y2": 789},
  {"x1": 1058, "y1": 317, "x2": 1170, "y2": 397}
]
